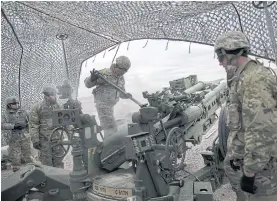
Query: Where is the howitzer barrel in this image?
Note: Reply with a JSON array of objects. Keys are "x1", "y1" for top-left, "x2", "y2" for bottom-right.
[
  {"x1": 202, "y1": 80, "x2": 227, "y2": 105},
  {"x1": 163, "y1": 116, "x2": 183, "y2": 129},
  {"x1": 153, "y1": 144, "x2": 174, "y2": 151},
  {"x1": 184, "y1": 81, "x2": 205, "y2": 94},
  {"x1": 181, "y1": 80, "x2": 227, "y2": 124},
  {"x1": 172, "y1": 82, "x2": 206, "y2": 101},
  {"x1": 181, "y1": 106, "x2": 203, "y2": 124}
]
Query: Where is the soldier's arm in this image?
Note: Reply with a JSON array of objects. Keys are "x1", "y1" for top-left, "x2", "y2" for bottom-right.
[
  {"x1": 119, "y1": 77, "x2": 127, "y2": 99},
  {"x1": 1, "y1": 114, "x2": 14, "y2": 130},
  {"x1": 84, "y1": 76, "x2": 97, "y2": 88},
  {"x1": 84, "y1": 69, "x2": 107, "y2": 88},
  {"x1": 241, "y1": 72, "x2": 276, "y2": 175},
  {"x1": 28, "y1": 104, "x2": 41, "y2": 143}
]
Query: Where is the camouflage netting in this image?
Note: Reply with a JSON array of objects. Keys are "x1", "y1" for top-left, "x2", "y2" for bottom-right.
[{"x1": 1, "y1": 1, "x2": 277, "y2": 145}]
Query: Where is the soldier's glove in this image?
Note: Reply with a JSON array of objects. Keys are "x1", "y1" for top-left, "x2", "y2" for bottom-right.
[
  {"x1": 121, "y1": 93, "x2": 132, "y2": 99},
  {"x1": 230, "y1": 159, "x2": 241, "y2": 171},
  {"x1": 90, "y1": 69, "x2": 99, "y2": 82},
  {"x1": 240, "y1": 174, "x2": 256, "y2": 194},
  {"x1": 33, "y1": 141, "x2": 41, "y2": 150},
  {"x1": 14, "y1": 122, "x2": 27, "y2": 130}
]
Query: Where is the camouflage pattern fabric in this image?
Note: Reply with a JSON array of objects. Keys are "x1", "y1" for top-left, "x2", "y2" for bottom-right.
[
  {"x1": 8, "y1": 135, "x2": 32, "y2": 167},
  {"x1": 38, "y1": 138, "x2": 64, "y2": 168},
  {"x1": 214, "y1": 31, "x2": 250, "y2": 52},
  {"x1": 29, "y1": 100, "x2": 64, "y2": 168},
  {"x1": 84, "y1": 67, "x2": 126, "y2": 105},
  {"x1": 116, "y1": 56, "x2": 131, "y2": 71},
  {"x1": 1, "y1": 108, "x2": 32, "y2": 169},
  {"x1": 95, "y1": 103, "x2": 117, "y2": 138},
  {"x1": 226, "y1": 59, "x2": 277, "y2": 197},
  {"x1": 42, "y1": 86, "x2": 57, "y2": 96},
  {"x1": 84, "y1": 67, "x2": 126, "y2": 136}
]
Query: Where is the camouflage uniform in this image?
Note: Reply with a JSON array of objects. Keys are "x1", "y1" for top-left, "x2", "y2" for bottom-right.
[
  {"x1": 215, "y1": 31, "x2": 277, "y2": 201},
  {"x1": 1, "y1": 96, "x2": 32, "y2": 171},
  {"x1": 29, "y1": 87, "x2": 64, "y2": 168},
  {"x1": 84, "y1": 56, "x2": 131, "y2": 138}
]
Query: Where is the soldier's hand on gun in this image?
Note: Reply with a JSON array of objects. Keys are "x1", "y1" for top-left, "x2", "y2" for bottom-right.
[
  {"x1": 230, "y1": 159, "x2": 242, "y2": 171},
  {"x1": 33, "y1": 141, "x2": 41, "y2": 150},
  {"x1": 14, "y1": 122, "x2": 28, "y2": 130},
  {"x1": 90, "y1": 68, "x2": 99, "y2": 82}
]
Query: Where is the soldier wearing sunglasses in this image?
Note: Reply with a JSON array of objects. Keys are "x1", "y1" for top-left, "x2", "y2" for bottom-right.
[{"x1": 214, "y1": 31, "x2": 277, "y2": 201}]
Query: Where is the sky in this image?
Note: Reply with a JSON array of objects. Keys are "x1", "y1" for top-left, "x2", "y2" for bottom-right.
[{"x1": 78, "y1": 39, "x2": 276, "y2": 101}]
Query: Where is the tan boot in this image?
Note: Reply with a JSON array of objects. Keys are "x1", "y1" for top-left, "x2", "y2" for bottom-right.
[{"x1": 12, "y1": 166, "x2": 20, "y2": 172}]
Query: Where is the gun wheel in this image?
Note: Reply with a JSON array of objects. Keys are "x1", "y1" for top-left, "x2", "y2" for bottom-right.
[
  {"x1": 218, "y1": 106, "x2": 229, "y2": 158},
  {"x1": 49, "y1": 127, "x2": 71, "y2": 158},
  {"x1": 165, "y1": 127, "x2": 186, "y2": 171}
]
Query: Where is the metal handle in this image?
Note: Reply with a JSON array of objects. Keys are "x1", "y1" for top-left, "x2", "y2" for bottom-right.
[{"x1": 93, "y1": 69, "x2": 145, "y2": 107}]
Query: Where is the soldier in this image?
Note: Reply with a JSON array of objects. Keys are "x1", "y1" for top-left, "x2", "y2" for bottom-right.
[
  {"x1": 214, "y1": 31, "x2": 277, "y2": 201},
  {"x1": 29, "y1": 86, "x2": 65, "y2": 168},
  {"x1": 1, "y1": 96, "x2": 33, "y2": 172},
  {"x1": 58, "y1": 80, "x2": 83, "y2": 113},
  {"x1": 84, "y1": 55, "x2": 131, "y2": 138}
]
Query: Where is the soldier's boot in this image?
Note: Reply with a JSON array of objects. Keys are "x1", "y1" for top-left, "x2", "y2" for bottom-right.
[
  {"x1": 53, "y1": 161, "x2": 64, "y2": 169},
  {"x1": 59, "y1": 162, "x2": 64, "y2": 169},
  {"x1": 236, "y1": 191, "x2": 247, "y2": 201},
  {"x1": 12, "y1": 166, "x2": 20, "y2": 172}
]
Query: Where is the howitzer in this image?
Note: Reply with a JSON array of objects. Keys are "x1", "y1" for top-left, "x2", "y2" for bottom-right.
[
  {"x1": 2, "y1": 75, "x2": 230, "y2": 201},
  {"x1": 45, "y1": 80, "x2": 87, "y2": 159}
]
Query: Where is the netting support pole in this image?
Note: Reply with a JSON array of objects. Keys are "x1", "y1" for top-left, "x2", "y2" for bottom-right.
[
  {"x1": 111, "y1": 44, "x2": 121, "y2": 64},
  {"x1": 231, "y1": 3, "x2": 244, "y2": 33},
  {"x1": 61, "y1": 39, "x2": 70, "y2": 80},
  {"x1": 263, "y1": 2, "x2": 277, "y2": 61},
  {"x1": 56, "y1": 33, "x2": 70, "y2": 81},
  {"x1": 1, "y1": 8, "x2": 24, "y2": 104}
]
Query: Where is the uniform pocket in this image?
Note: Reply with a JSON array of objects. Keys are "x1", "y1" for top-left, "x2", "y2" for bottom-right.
[{"x1": 227, "y1": 103, "x2": 241, "y2": 130}]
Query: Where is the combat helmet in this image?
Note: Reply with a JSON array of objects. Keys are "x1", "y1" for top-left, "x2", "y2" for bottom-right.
[
  {"x1": 116, "y1": 56, "x2": 131, "y2": 71},
  {"x1": 42, "y1": 86, "x2": 57, "y2": 96},
  {"x1": 5, "y1": 96, "x2": 19, "y2": 105},
  {"x1": 214, "y1": 31, "x2": 250, "y2": 53}
]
